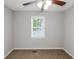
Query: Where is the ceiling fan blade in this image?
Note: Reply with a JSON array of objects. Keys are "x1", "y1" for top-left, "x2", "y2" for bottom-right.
[
  {"x1": 23, "y1": 1, "x2": 36, "y2": 6},
  {"x1": 53, "y1": 0, "x2": 66, "y2": 6}
]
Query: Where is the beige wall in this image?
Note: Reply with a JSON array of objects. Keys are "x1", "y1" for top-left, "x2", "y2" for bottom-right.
[
  {"x1": 4, "y1": 6, "x2": 13, "y2": 56},
  {"x1": 13, "y1": 11, "x2": 64, "y2": 49},
  {"x1": 64, "y1": 6, "x2": 74, "y2": 56}
]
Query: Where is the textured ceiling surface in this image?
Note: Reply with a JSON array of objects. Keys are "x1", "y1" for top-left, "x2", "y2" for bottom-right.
[{"x1": 4, "y1": 0, "x2": 74, "y2": 11}]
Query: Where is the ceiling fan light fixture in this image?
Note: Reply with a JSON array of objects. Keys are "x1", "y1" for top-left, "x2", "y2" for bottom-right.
[
  {"x1": 44, "y1": 0, "x2": 52, "y2": 9},
  {"x1": 37, "y1": 0, "x2": 52, "y2": 10},
  {"x1": 46, "y1": 0, "x2": 52, "y2": 6},
  {"x1": 37, "y1": 2, "x2": 43, "y2": 9}
]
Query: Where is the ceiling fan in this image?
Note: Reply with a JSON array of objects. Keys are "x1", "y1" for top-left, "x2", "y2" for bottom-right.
[{"x1": 23, "y1": 0, "x2": 66, "y2": 11}]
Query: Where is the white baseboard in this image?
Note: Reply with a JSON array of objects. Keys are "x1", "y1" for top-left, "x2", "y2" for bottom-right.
[
  {"x1": 13, "y1": 48, "x2": 64, "y2": 50},
  {"x1": 4, "y1": 49, "x2": 14, "y2": 58},
  {"x1": 63, "y1": 48, "x2": 74, "y2": 58}
]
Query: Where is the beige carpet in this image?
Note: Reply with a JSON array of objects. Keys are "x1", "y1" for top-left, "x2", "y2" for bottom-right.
[{"x1": 5, "y1": 50, "x2": 73, "y2": 59}]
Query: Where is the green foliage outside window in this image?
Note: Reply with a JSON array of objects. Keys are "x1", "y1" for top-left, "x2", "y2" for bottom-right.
[{"x1": 33, "y1": 18, "x2": 42, "y2": 31}]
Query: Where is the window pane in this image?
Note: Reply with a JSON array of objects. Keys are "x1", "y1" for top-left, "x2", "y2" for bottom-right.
[{"x1": 31, "y1": 16, "x2": 45, "y2": 38}]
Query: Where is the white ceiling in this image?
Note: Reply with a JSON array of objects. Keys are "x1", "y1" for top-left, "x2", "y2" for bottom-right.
[{"x1": 4, "y1": 0, "x2": 74, "y2": 11}]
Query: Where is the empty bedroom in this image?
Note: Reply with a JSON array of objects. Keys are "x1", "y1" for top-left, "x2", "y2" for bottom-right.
[{"x1": 4, "y1": 0, "x2": 74, "y2": 59}]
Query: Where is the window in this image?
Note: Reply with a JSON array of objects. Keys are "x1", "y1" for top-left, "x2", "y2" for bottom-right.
[{"x1": 31, "y1": 16, "x2": 45, "y2": 38}]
